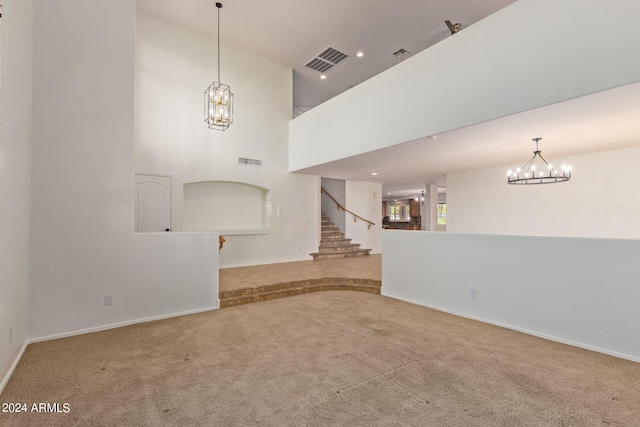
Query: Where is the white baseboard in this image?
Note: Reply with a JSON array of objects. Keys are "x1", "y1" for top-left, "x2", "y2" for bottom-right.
[
  {"x1": 0, "y1": 343, "x2": 28, "y2": 395},
  {"x1": 381, "y1": 292, "x2": 640, "y2": 364},
  {"x1": 2, "y1": 304, "x2": 220, "y2": 392},
  {"x1": 28, "y1": 304, "x2": 219, "y2": 344}
]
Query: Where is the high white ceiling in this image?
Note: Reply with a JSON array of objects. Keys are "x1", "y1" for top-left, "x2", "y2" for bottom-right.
[
  {"x1": 136, "y1": 0, "x2": 516, "y2": 115},
  {"x1": 135, "y1": 1, "x2": 640, "y2": 199}
]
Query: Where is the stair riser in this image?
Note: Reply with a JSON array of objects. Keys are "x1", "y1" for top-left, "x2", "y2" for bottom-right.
[
  {"x1": 221, "y1": 277, "x2": 381, "y2": 299},
  {"x1": 312, "y1": 253, "x2": 370, "y2": 260},
  {"x1": 222, "y1": 287, "x2": 381, "y2": 308},
  {"x1": 320, "y1": 239, "x2": 352, "y2": 246},
  {"x1": 221, "y1": 282, "x2": 382, "y2": 308},
  {"x1": 311, "y1": 249, "x2": 372, "y2": 260},
  {"x1": 321, "y1": 233, "x2": 345, "y2": 239},
  {"x1": 319, "y1": 242, "x2": 358, "y2": 247},
  {"x1": 318, "y1": 245, "x2": 361, "y2": 252}
]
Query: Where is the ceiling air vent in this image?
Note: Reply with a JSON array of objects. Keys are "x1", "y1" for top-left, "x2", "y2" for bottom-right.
[
  {"x1": 305, "y1": 47, "x2": 349, "y2": 73},
  {"x1": 305, "y1": 58, "x2": 334, "y2": 73},
  {"x1": 238, "y1": 157, "x2": 262, "y2": 166},
  {"x1": 318, "y1": 47, "x2": 348, "y2": 65},
  {"x1": 393, "y1": 48, "x2": 410, "y2": 58}
]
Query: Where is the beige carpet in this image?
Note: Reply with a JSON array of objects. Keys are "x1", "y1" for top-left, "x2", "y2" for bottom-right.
[
  {"x1": 1, "y1": 291, "x2": 639, "y2": 426},
  {"x1": 219, "y1": 254, "x2": 382, "y2": 293}
]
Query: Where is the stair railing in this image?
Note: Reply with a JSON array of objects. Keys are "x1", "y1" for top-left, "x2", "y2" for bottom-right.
[{"x1": 321, "y1": 187, "x2": 376, "y2": 230}]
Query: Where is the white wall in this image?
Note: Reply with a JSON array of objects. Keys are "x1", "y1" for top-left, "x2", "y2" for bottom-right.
[
  {"x1": 289, "y1": 0, "x2": 640, "y2": 172},
  {"x1": 28, "y1": 0, "x2": 219, "y2": 341},
  {"x1": 136, "y1": 13, "x2": 318, "y2": 268},
  {"x1": 422, "y1": 185, "x2": 439, "y2": 231},
  {"x1": 321, "y1": 177, "x2": 345, "y2": 233},
  {"x1": 0, "y1": 0, "x2": 33, "y2": 393},
  {"x1": 345, "y1": 181, "x2": 382, "y2": 253},
  {"x1": 183, "y1": 181, "x2": 268, "y2": 232},
  {"x1": 382, "y1": 231, "x2": 640, "y2": 362},
  {"x1": 447, "y1": 146, "x2": 640, "y2": 239}
]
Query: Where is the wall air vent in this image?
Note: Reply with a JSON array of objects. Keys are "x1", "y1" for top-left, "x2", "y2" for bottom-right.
[
  {"x1": 305, "y1": 47, "x2": 349, "y2": 73},
  {"x1": 238, "y1": 157, "x2": 262, "y2": 166},
  {"x1": 393, "y1": 48, "x2": 409, "y2": 58}
]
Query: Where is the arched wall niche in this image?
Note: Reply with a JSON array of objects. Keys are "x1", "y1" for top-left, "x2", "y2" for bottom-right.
[{"x1": 183, "y1": 181, "x2": 271, "y2": 235}]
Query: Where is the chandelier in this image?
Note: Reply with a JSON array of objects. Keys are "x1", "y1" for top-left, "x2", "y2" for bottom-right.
[
  {"x1": 204, "y1": 2, "x2": 233, "y2": 131},
  {"x1": 507, "y1": 138, "x2": 571, "y2": 185}
]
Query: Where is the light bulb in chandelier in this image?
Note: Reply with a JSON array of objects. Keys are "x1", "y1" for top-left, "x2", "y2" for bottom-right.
[{"x1": 507, "y1": 138, "x2": 572, "y2": 185}]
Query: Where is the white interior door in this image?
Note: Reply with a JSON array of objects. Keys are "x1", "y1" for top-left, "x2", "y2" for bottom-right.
[{"x1": 135, "y1": 174, "x2": 172, "y2": 232}]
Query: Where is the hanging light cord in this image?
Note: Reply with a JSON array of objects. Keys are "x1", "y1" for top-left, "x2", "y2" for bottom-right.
[{"x1": 217, "y1": 2, "x2": 221, "y2": 84}]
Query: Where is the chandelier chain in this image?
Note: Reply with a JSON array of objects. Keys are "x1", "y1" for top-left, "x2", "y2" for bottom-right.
[{"x1": 217, "y1": 2, "x2": 220, "y2": 84}]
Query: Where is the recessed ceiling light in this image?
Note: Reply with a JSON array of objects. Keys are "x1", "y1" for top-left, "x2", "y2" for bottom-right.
[
  {"x1": 320, "y1": 74, "x2": 327, "y2": 80},
  {"x1": 356, "y1": 51, "x2": 364, "y2": 58},
  {"x1": 387, "y1": 193, "x2": 391, "y2": 195},
  {"x1": 371, "y1": 172, "x2": 378, "y2": 176},
  {"x1": 427, "y1": 135, "x2": 438, "y2": 140},
  {"x1": 403, "y1": 194, "x2": 407, "y2": 196}
]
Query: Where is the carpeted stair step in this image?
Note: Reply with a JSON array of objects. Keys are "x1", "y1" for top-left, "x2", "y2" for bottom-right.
[
  {"x1": 322, "y1": 234, "x2": 345, "y2": 241},
  {"x1": 318, "y1": 243, "x2": 362, "y2": 252},
  {"x1": 321, "y1": 232, "x2": 347, "y2": 240},
  {"x1": 220, "y1": 278, "x2": 381, "y2": 308},
  {"x1": 320, "y1": 238, "x2": 352, "y2": 246},
  {"x1": 310, "y1": 249, "x2": 372, "y2": 260}
]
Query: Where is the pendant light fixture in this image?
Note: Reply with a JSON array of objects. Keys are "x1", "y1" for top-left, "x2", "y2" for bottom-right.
[
  {"x1": 507, "y1": 138, "x2": 571, "y2": 185},
  {"x1": 204, "y1": 2, "x2": 233, "y2": 131}
]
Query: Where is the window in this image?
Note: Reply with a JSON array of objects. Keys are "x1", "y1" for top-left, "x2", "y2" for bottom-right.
[
  {"x1": 437, "y1": 203, "x2": 447, "y2": 225},
  {"x1": 389, "y1": 204, "x2": 410, "y2": 221},
  {"x1": 389, "y1": 206, "x2": 400, "y2": 221}
]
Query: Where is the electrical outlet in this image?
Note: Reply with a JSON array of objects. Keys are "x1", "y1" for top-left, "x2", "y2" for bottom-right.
[
  {"x1": 470, "y1": 289, "x2": 477, "y2": 299},
  {"x1": 9, "y1": 328, "x2": 13, "y2": 343},
  {"x1": 104, "y1": 295, "x2": 113, "y2": 306}
]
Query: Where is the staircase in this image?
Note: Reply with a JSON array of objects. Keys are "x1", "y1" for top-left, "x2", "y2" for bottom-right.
[{"x1": 310, "y1": 214, "x2": 372, "y2": 260}]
